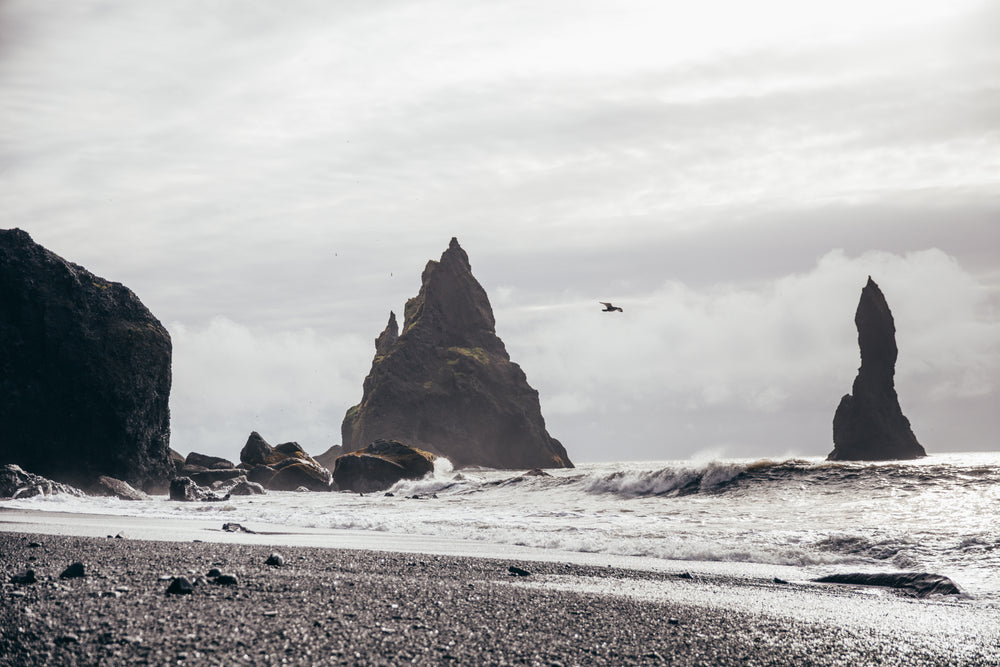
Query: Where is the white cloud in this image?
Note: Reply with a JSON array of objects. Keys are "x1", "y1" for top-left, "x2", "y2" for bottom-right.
[
  {"x1": 169, "y1": 317, "x2": 370, "y2": 458},
  {"x1": 498, "y1": 248, "x2": 1000, "y2": 460}
]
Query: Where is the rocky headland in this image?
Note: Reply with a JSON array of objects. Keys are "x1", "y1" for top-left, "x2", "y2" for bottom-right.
[
  {"x1": 829, "y1": 277, "x2": 925, "y2": 461},
  {"x1": 341, "y1": 238, "x2": 572, "y2": 469},
  {"x1": 0, "y1": 229, "x2": 173, "y2": 491}
]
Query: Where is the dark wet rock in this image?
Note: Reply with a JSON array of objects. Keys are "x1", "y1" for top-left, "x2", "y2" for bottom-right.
[
  {"x1": 213, "y1": 574, "x2": 238, "y2": 586},
  {"x1": 0, "y1": 228, "x2": 173, "y2": 491},
  {"x1": 238, "y1": 432, "x2": 331, "y2": 491},
  {"x1": 246, "y1": 465, "x2": 276, "y2": 486},
  {"x1": 314, "y1": 445, "x2": 344, "y2": 470},
  {"x1": 168, "y1": 448, "x2": 186, "y2": 473},
  {"x1": 265, "y1": 552, "x2": 285, "y2": 567},
  {"x1": 508, "y1": 565, "x2": 532, "y2": 577},
  {"x1": 11, "y1": 569, "x2": 36, "y2": 584},
  {"x1": 166, "y1": 576, "x2": 194, "y2": 595},
  {"x1": 88, "y1": 475, "x2": 148, "y2": 501},
  {"x1": 332, "y1": 439, "x2": 436, "y2": 493},
  {"x1": 829, "y1": 277, "x2": 926, "y2": 461},
  {"x1": 222, "y1": 522, "x2": 256, "y2": 534},
  {"x1": 814, "y1": 572, "x2": 963, "y2": 598},
  {"x1": 60, "y1": 562, "x2": 86, "y2": 579},
  {"x1": 268, "y1": 461, "x2": 332, "y2": 492},
  {"x1": 0, "y1": 464, "x2": 85, "y2": 499},
  {"x1": 521, "y1": 468, "x2": 552, "y2": 477},
  {"x1": 228, "y1": 479, "x2": 266, "y2": 496},
  {"x1": 207, "y1": 568, "x2": 223, "y2": 578},
  {"x1": 185, "y1": 452, "x2": 235, "y2": 470},
  {"x1": 168, "y1": 477, "x2": 230, "y2": 502},
  {"x1": 341, "y1": 238, "x2": 573, "y2": 470},
  {"x1": 187, "y1": 468, "x2": 246, "y2": 486}
]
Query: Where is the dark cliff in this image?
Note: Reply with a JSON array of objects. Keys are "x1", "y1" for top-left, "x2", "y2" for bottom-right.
[
  {"x1": 0, "y1": 228, "x2": 173, "y2": 490},
  {"x1": 341, "y1": 238, "x2": 572, "y2": 469},
  {"x1": 829, "y1": 277, "x2": 925, "y2": 461}
]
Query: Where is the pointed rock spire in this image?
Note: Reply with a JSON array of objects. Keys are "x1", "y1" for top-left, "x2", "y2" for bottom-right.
[
  {"x1": 342, "y1": 238, "x2": 572, "y2": 469},
  {"x1": 828, "y1": 277, "x2": 925, "y2": 461}
]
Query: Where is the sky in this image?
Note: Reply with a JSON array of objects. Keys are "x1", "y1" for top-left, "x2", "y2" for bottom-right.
[{"x1": 2, "y1": 1, "x2": 998, "y2": 463}]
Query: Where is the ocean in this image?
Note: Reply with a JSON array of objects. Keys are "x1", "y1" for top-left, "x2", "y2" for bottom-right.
[{"x1": 4, "y1": 452, "x2": 999, "y2": 603}]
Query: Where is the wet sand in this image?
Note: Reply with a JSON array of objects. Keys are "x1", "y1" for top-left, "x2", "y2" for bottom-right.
[{"x1": 2, "y1": 527, "x2": 998, "y2": 666}]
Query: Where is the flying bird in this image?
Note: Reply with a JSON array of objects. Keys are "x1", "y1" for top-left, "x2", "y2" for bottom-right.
[{"x1": 600, "y1": 302, "x2": 623, "y2": 312}]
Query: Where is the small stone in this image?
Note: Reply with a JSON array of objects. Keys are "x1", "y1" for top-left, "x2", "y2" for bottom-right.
[
  {"x1": 675, "y1": 572, "x2": 694, "y2": 580},
  {"x1": 9, "y1": 590, "x2": 27, "y2": 598},
  {"x1": 668, "y1": 618, "x2": 680, "y2": 625},
  {"x1": 60, "y1": 562, "x2": 86, "y2": 579},
  {"x1": 265, "y1": 552, "x2": 285, "y2": 567},
  {"x1": 27, "y1": 542, "x2": 41, "y2": 548},
  {"x1": 774, "y1": 577, "x2": 789, "y2": 585},
  {"x1": 11, "y1": 570, "x2": 36, "y2": 584},
  {"x1": 262, "y1": 610, "x2": 278, "y2": 617},
  {"x1": 213, "y1": 574, "x2": 238, "y2": 586},
  {"x1": 207, "y1": 568, "x2": 223, "y2": 578},
  {"x1": 508, "y1": 565, "x2": 531, "y2": 577},
  {"x1": 56, "y1": 633, "x2": 80, "y2": 644},
  {"x1": 115, "y1": 586, "x2": 130, "y2": 594},
  {"x1": 166, "y1": 577, "x2": 194, "y2": 595}
]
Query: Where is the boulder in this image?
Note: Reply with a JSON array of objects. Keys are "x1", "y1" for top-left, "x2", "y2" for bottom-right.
[
  {"x1": 0, "y1": 464, "x2": 85, "y2": 499},
  {"x1": 237, "y1": 432, "x2": 331, "y2": 491},
  {"x1": 185, "y1": 452, "x2": 235, "y2": 470},
  {"x1": 268, "y1": 462, "x2": 332, "y2": 492},
  {"x1": 186, "y1": 468, "x2": 246, "y2": 487},
  {"x1": 228, "y1": 479, "x2": 266, "y2": 496},
  {"x1": 333, "y1": 439, "x2": 436, "y2": 493},
  {"x1": 341, "y1": 238, "x2": 573, "y2": 469},
  {"x1": 88, "y1": 475, "x2": 148, "y2": 501},
  {"x1": 0, "y1": 228, "x2": 173, "y2": 491},
  {"x1": 168, "y1": 477, "x2": 229, "y2": 502},
  {"x1": 829, "y1": 277, "x2": 926, "y2": 461}
]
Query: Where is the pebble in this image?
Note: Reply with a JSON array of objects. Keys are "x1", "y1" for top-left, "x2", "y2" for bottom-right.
[
  {"x1": 11, "y1": 569, "x2": 36, "y2": 584},
  {"x1": 207, "y1": 568, "x2": 223, "y2": 578},
  {"x1": 166, "y1": 577, "x2": 194, "y2": 595},
  {"x1": 60, "y1": 562, "x2": 86, "y2": 579},
  {"x1": 508, "y1": 565, "x2": 531, "y2": 577},
  {"x1": 213, "y1": 574, "x2": 238, "y2": 586},
  {"x1": 265, "y1": 552, "x2": 285, "y2": 567}
]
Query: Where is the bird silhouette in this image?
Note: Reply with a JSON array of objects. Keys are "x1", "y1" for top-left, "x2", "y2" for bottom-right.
[{"x1": 600, "y1": 302, "x2": 623, "y2": 312}]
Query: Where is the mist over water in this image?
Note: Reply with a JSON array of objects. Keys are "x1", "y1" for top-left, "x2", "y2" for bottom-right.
[{"x1": 6, "y1": 452, "x2": 1000, "y2": 602}]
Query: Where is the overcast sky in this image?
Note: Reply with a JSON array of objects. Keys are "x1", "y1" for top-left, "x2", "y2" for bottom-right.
[{"x1": 3, "y1": 1, "x2": 998, "y2": 463}]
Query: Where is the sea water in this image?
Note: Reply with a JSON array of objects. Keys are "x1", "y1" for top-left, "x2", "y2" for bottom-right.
[{"x1": 5, "y1": 452, "x2": 1000, "y2": 603}]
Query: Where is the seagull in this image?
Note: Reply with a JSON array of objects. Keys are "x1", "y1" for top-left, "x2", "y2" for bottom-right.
[{"x1": 599, "y1": 301, "x2": 623, "y2": 312}]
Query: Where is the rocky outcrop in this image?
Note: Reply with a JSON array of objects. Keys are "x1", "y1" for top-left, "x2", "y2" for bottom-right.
[
  {"x1": 0, "y1": 464, "x2": 84, "y2": 499},
  {"x1": 169, "y1": 476, "x2": 229, "y2": 502},
  {"x1": 814, "y1": 572, "x2": 963, "y2": 598},
  {"x1": 88, "y1": 475, "x2": 148, "y2": 501},
  {"x1": 341, "y1": 238, "x2": 572, "y2": 469},
  {"x1": 332, "y1": 439, "x2": 436, "y2": 493},
  {"x1": 829, "y1": 277, "x2": 925, "y2": 461},
  {"x1": 0, "y1": 228, "x2": 173, "y2": 490},
  {"x1": 237, "y1": 432, "x2": 332, "y2": 491}
]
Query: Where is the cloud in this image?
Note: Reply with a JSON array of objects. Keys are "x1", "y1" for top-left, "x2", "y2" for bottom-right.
[
  {"x1": 496, "y1": 248, "x2": 1000, "y2": 460},
  {"x1": 169, "y1": 317, "x2": 371, "y2": 457}
]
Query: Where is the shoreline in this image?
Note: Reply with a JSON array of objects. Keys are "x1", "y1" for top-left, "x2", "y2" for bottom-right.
[{"x1": 2, "y1": 513, "x2": 999, "y2": 664}]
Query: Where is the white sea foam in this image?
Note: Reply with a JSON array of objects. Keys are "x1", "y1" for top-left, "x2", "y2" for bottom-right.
[{"x1": 4, "y1": 452, "x2": 1000, "y2": 601}]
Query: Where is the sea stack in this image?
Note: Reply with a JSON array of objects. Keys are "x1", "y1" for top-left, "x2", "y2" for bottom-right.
[
  {"x1": 828, "y1": 277, "x2": 925, "y2": 461},
  {"x1": 0, "y1": 229, "x2": 173, "y2": 490},
  {"x1": 341, "y1": 238, "x2": 572, "y2": 469}
]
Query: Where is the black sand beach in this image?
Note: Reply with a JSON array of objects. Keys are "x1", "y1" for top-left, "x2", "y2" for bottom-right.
[{"x1": 2, "y1": 530, "x2": 997, "y2": 666}]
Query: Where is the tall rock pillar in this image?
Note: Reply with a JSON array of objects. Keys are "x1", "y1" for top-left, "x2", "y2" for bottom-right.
[{"x1": 828, "y1": 277, "x2": 925, "y2": 461}]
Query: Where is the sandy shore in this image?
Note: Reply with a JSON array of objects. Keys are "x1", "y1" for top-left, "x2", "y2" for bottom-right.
[{"x1": 2, "y1": 524, "x2": 999, "y2": 666}]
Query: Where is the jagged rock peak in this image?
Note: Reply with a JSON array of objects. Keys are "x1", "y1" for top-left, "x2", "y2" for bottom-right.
[
  {"x1": 829, "y1": 277, "x2": 925, "y2": 461},
  {"x1": 375, "y1": 311, "x2": 399, "y2": 356},
  {"x1": 403, "y1": 237, "x2": 496, "y2": 347},
  {"x1": 342, "y1": 238, "x2": 572, "y2": 469}
]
